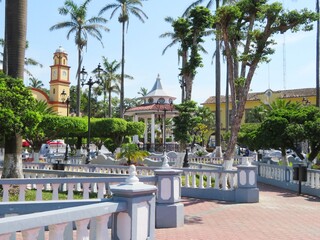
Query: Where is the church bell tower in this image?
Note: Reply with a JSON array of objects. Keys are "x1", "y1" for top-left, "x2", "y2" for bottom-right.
[{"x1": 49, "y1": 46, "x2": 71, "y2": 116}]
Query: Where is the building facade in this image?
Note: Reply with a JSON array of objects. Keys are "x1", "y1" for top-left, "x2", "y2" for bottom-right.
[
  {"x1": 30, "y1": 46, "x2": 70, "y2": 116},
  {"x1": 202, "y1": 88, "x2": 317, "y2": 131}
]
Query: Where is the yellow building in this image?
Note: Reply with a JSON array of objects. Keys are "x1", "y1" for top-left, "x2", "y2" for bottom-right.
[
  {"x1": 30, "y1": 47, "x2": 71, "y2": 116},
  {"x1": 202, "y1": 88, "x2": 317, "y2": 131}
]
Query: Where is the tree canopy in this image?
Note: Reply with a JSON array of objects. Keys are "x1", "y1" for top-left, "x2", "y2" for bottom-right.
[
  {"x1": 0, "y1": 72, "x2": 41, "y2": 139},
  {"x1": 213, "y1": 0, "x2": 318, "y2": 160}
]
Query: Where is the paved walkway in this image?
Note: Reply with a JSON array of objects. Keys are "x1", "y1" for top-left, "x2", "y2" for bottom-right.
[{"x1": 155, "y1": 183, "x2": 320, "y2": 240}]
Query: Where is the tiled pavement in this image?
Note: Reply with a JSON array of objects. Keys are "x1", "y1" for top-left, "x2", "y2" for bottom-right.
[{"x1": 155, "y1": 183, "x2": 320, "y2": 240}]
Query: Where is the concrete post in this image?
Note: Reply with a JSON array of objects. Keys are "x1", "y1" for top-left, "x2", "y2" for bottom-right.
[
  {"x1": 154, "y1": 166, "x2": 184, "y2": 228},
  {"x1": 110, "y1": 165, "x2": 157, "y2": 240},
  {"x1": 235, "y1": 163, "x2": 259, "y2": 203}
]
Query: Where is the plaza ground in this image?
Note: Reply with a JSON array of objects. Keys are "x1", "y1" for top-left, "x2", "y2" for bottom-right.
[{"x1": 155, "y1": 183, "x2": 320, "y2": 240}]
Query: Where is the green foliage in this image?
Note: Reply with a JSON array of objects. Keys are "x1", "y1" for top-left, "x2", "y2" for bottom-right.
[
  {"x1": 172, "y1": 100, "x2": 202, "y2": 147},
  {"x1": 212, "y1": 0, "x2": 318, "y2": 159},
  {"x1": 91, "y1": 118, "x2": 145, "y2": 149},
  {"x1": 116, "y1": 143, "x2": 149, "y2": 165},
  {"x1": 238, "y1": 123, "x2": 260, "y2": 150},
  {"x1": 250, "y1": 103, "x2": 320, "y2": 161},
  {"x1": 0, "y1": 72, "x2": 41, "y2": 137},
  {"x1": 25, "y1": 115, "x2": 87, "y2": 151}
]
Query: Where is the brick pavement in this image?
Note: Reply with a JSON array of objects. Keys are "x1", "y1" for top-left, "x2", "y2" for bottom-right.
[{"x1": 155, "y1": 183, "x2": 320, "y2": 240}]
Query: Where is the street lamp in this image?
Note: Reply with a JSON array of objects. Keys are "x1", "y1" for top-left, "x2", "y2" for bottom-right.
[
  {"x1": 81, "y1": 64, "x2": 102, "y2": 164},
  {"x1": 156, "y1": 98, "x2": 173, "y2": 153},
  {"x1": 60, "y1": 89, "x2": 70, "y2": 161}
]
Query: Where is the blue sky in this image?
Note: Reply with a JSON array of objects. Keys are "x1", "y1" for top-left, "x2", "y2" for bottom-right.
[{"x1": 0, "y1": 0, "x2": 317, "y2": 104}]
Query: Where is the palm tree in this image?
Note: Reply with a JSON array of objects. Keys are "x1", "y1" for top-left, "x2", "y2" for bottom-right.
[
  {"x1": 137, "y1": 87, "x2": 148, "y2": 97},
  {"x1": 99, "y1": 0, "x2": 148, "y2": 118},
  {"x1": 33, "y1": 99, "x2": 57, "y2": 115},
  {"x1": 28, "y1": 76, "x2": 44, "y2": 89},
  {"x1": 50, "y1": 0, "x2": 109, "y2": 117},
  {"x1": 3, "y1": 0, "x2": 28, "y2": 178},
  {"x1": 98, "y1": 57, "x2": 122, "y2": 117}
]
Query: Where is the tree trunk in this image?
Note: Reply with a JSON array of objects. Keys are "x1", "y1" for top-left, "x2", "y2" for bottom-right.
[
  {"x1": 2, "y1": 134, "x2": 24, "y2": 178},
  {"x1": 108, "y1": 90, "x2": 112, "y2": 118},
  {"x1": 120, "y1": 21, "x2": 125, "y2": 118},
  {"x1": 3, "y1": 0, "x2": 27, "y2": 178},
  {"x1": 76, "y1": 46, "x2": 82, "y2": 117},
  {"x1": 316, "y1": 0, "x2": 320, "y2": 107},
  {"x1": 215, "y1": 0, "x2": 222, "y2": 157}
]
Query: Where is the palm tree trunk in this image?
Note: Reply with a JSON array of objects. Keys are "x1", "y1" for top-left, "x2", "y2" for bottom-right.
[
  {"x1": 214, "y1": 0, "x2": 222, "y2": 158},
  {"x1": 3, "y1": 0, "x2": 27, "y2": 178},
  {"x1": 76, "y1": 46, "x2": 82, "y2": 116},
  {"x1": 316, "y1": 0, "x2": 320, "y2": 107},
  {"x1": 108, "y1": 89, "x2": 112, "y2": 118},
  {"x1": 120, "y1": 21, "x2": 125, "y2": 118}
]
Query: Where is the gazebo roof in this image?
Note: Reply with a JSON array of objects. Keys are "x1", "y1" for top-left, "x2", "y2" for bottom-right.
[
  {"x1": 142, "y1": 74, "x2": 176, "y2": 100},
  {"x1": 124, "y1": 74, "x2": 178, "y2": 117}
]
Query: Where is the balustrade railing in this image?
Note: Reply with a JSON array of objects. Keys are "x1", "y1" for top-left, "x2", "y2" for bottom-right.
[{"x1": 255, "y1": 162, "x2": 320, "y2": 190}]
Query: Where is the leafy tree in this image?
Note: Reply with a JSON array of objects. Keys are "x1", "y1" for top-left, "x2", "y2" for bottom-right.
[
  {"x1": 25, "y1": 115, "x2": 87, "y2": 156},
  {"x1": 194, "y1": 106, "x2": 215, "y2": 146},
  {"x1": 161, "y1": 7, "x2": 213, "y2": 101},
  {"x1": 91, "y1": 118, "x2": 145, "y2": 150},
  {"x1": 2, "y1": 0, "x2": 28, "y2": 178},
  {"x1": 0, "y1": 74, "x2": 40, "y2": 178},
  {"x1": 99, "y1": 0, "x2": 148, "y2": 118},
  {"x1": 172, "y1": 100, "x2": 201, "y2": 149},
  {"x1": 213, "y1": 0, "x2": 318, "y2": 160},
  {"x1": 246, "y1": 105, "x2": 268, "y2": 123},
  {"x1": 50, "y1": 0, "x2": 109, "y2": 117},
  {"x1": 184, "y1": 0, "x2": 238, "y2": 156},
  {"x1": 237, "y1": 123, "x2": 261, "y2": 150}
]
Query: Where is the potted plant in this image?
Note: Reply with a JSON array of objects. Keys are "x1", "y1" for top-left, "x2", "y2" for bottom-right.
[{"x1": 116, "y1": 143, "x2": 149, "y2": 165}]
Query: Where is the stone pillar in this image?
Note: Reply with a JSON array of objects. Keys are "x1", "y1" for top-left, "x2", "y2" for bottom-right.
[
  {"x1": 110, "y1": 165, "x2": 157, "y2": 240},
  {"x1": 154, "y1": 167, "x2": 184, "y2": 228},
  {"x1": 132, "y1": 114, "x2": 139, "y2": 143},
  {"x1": 151, "y1": 114, "x2": 155, "y2": 151},
  {"x1": 144, "y1": 117, "x2": 148, "y2": 146},
  {"x1": 235, "y1": 164, "x2": 259, "y2": 203}
]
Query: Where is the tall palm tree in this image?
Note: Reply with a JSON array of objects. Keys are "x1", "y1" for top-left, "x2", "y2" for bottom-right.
[
  {"x1": 99, "y1": 0, "x2": 148, "y2": 118},
  {"x1": 99, "y1": 57, "x2": 122, "y2": 117},
  {"x1": 3, "y1": 0, "x2": 27, "y2": 178},
  {"x1": 50, "y1": 0, "x2": 109, "y2": 117}
]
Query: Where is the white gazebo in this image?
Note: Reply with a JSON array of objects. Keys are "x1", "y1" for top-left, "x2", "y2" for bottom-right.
[{"x1": 124, "y1": 74, "x2": 179, "y2": 151}]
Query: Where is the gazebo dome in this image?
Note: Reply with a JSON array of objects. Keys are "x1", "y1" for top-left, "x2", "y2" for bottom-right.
[{"x1": 140, "y1": 74, "x2": 176, "y2": 105}]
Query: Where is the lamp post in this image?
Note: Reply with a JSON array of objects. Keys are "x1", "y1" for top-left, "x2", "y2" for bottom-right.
[
  {"x1": 156, "y1": 98, "x2": 173, "y2": 152},
  {"x1": 60, "y1": 89, "x2": 70, "y2": 161},
  {"x1": 81, "y1": 64, "x2": 102, "y2": 164}
]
